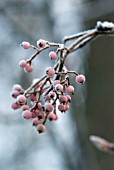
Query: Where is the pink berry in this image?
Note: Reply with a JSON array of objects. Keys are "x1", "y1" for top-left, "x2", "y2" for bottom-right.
[
  {"x1": 21, "y1": 41, "x2": 31, "y2": 49},
  {"x1": 44, "y1": 103, "x2": 54, "y2": 113},
  {"x1": 13, "y1": 84, "x2": 22, "y2": 92},
  {"x1": 49, "y1": 91, "x2": 55, "y2": 99},
  {"x1": 65, "y1": 85, "x2": 74, "y2": 94},
  {"x1": 45, "y1": 67, "x2": 55, "y2": 77},
  {"x1": 44, "y1": 94, "x2": 51, "y2": 101},
  {"x1": 32, "y1": 118, "x2": 42, "y2": 126},
  {"x1": 19, "y1": 60, "x2": 27, "y2": 68},
  {"x1": 24, "y1": 64, "x2": 33, "y2": 73},
  {"x1": 21, "y1": 105, "x2": 30, "y2": 111},
  {"x1": 55, "y1": 84, "x2": 63, "y2": 92},
  {"x1": 58, "y1": 104, "x2": 65, "y2": 112},
  {"x1": 48, "y1": 113, "x2": 56, "y2": 121},
  {"x1": 37, "y1": 124, "x2": 46, "y2": 133},
  {"x1": 11, "y1": 90, "x2": 20, "y2": 98},
  {"x1": 38, "y1": 111, "x2": 45, "y2": 119},
  {"x1": 22, "y1": 110, "x2": 32, "y2": 119},
  {"x1": 37, "y1": 39, "x2": 47, "y2": 48},
  {"x1": 17, "y1": 95, "x2": 26, "y2": 105},
  {"x1": 59, "y1": 95, "x2": 67, "y2": 104},
  {"x1": 54, "y1": 80, "x2": 60, "y2": 86},
  {"x1": 11, "y1": 102, "x2": 20, "y2": 110},
  {"x1": 49, "y1": 51, "x2": 57, "y2": 60},
  {"x1": 76, "y1": 74, "x2": 86, "y2": 84}
]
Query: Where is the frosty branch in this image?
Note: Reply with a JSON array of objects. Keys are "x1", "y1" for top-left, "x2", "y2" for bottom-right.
[{"x1": 11, "y1": 21, "x2": 114, "y2": 138}]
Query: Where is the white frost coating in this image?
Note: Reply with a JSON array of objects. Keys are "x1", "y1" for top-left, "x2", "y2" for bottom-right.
[
  {"x1": 97, "y1": 21, "x2": 114, "y2": 30},
  {"x1": 32, "y1": 78, "x2": 39, "y2": 85}
]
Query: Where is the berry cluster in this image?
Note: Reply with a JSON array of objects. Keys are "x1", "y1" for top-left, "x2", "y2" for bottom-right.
[
  {"x1": 11, "y1": 39, "x2": 85, "y2": 134},
  {"x1": 11, "y1": 21, "x2": 114, "y2": 134}
]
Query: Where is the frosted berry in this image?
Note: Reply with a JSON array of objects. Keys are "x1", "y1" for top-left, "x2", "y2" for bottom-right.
[
  {"x1": 55, "y1": 84, "x2": 63, "y2": 92},
  {"x1": 49, "y1": 51, "x2": 57, "y2": 60},
  {"x1": 21, "y1": 41, "x2": 31, "y2": 49},
  {"x1": 49, "y1": 91, "x2": 55, "y2": 99},
  {"x1": 22, "y1": 110, "x2": 32, "y2": 119},
  {"x1": 37, "y1": 39, "x2": 47, "y2": 48},
  {"x1": 59, "y1": 95, "x2": 67, "y2": 104},
  {"x1": 19, "y1": 60, "x2": 27, "y2": 68},
  {"x1": 24, "y1": 64, "x2": 33, "y2": 73},
  {"x1": 11, "y1": 90, "x2": 20, "y2": 98},
  {"x1": 58, "y1": 104, "x2": 65, "y2": 112},
  {"x1": 37, "y1": 124, "x2": 46, "y2": 133},
  {"x1": 17, "y1": 95, "x2": 26, "y2": 105},
  {"x1": 32, "y1": 118, "x2": 42, "y2": 126},
  {"x1": 11, "y1": 102, "x2": 20, "y2": 110},
  {"x1": 45, "y1": 67, "x2": 55, "y2": 77},
  {"x1": 48, "y1": 113, "x2": 56, "y2": 121},
  {"x1": 76, "y1": 74, "x2": 86, "y2": 84},
  {"x1": 38, "y1": 111, "x2": 45, "y2": 119},
  {"x1": 44, "y1": 103, "x2": 54, "y2": 113},
  {"x1": 65, "y1": 85, "x2": 74, "y2": 94},
  {"x1": 13, "y1": 84, "x2": 22, "y2": 92},
  {"x1": 21, "y1": 105, "x2": 30, "y2": 111}
]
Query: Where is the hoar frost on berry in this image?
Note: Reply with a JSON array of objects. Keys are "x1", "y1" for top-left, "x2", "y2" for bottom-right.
[
  {"x1": 55, "y1": 84, "x2": 64, "y2": 92},
  {"x1": 21, "y1": 41, "x2": 31, "y2": 49},
  {"x1": 76, "y1": 74, "x2": 86, "y2": 84},
  {"x1": 19, "y1": 60, "x2": 27, "y2": 68},
  {"x1": 13, "y1": 84, "x2": 23, "y2": 92},
  {"x1": 22, "y1": 110, "x2": 32, "y2": 119},
  {"x1": 24, "y1": 64, "x2": 33, "y2": 73},
  {"x1": 37, "y1": 39, "x2": 47, "y2": 48},
  {"x1": 65, "y1": 85, "x2": 74, "y2": 94},
  {"x1": 45, "y1": 67, "x2": 55, "y2": 77},
  {"x1": 49, "y1": 51, "x2": 57, "y2": 60},
  {"x1": 17, "y1": 95, "x2": 26, "y2": 105},
  {"x1": 37, "y1": 124, "x2": 46, "y2": 133}
]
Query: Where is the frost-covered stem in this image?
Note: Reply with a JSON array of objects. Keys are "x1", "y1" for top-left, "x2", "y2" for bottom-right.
[
  {"x1": 27, "y1": 42, "x2": 67, "y2": 64},
  {"x1": 55, "y1": 71, "x2": 79, "y2": 76},
  {"x1": 63, "y1": 29, "x2": 98, "y2": 62},
  {"x1": 63, "y1": 29, "x2": 95, "y2": 43}
]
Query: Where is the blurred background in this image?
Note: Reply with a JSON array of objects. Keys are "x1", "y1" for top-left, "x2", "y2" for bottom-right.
[{"x1": 0, "y1": 0, "x2": 114, "y2": 170}]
